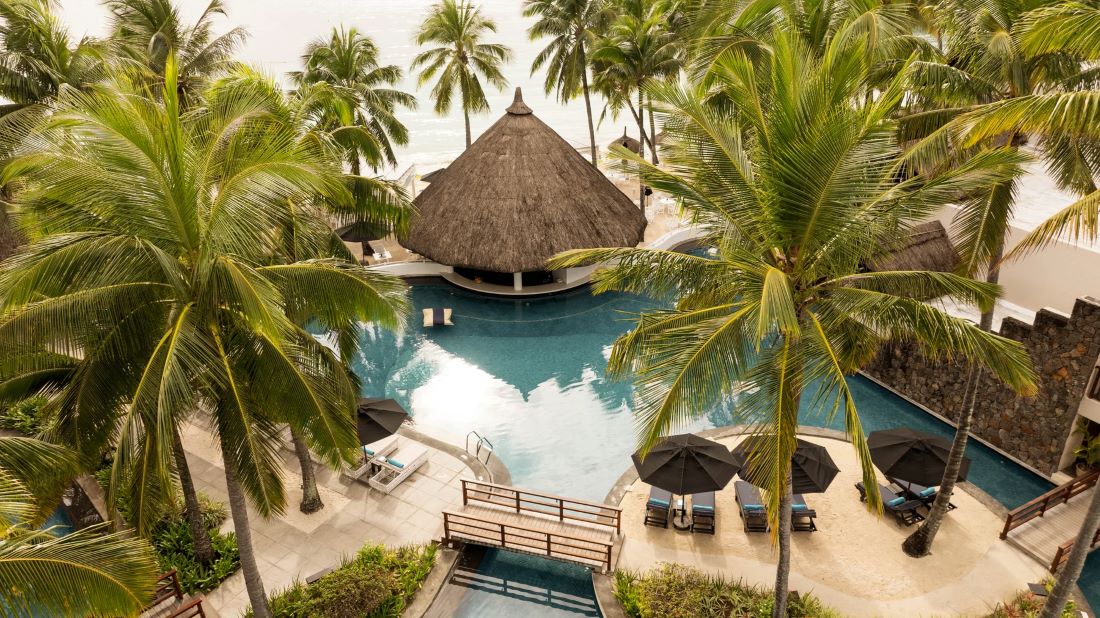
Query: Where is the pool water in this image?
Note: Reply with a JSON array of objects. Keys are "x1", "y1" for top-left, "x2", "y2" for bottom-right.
[{"x1": 353, "y1": 282, "x2": 1072, "y2": 614}]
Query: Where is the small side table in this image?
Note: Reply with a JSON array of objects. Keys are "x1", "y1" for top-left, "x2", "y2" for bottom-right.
[{"x1": 672, "y1": 498, "x2": 692, "y2": 530}]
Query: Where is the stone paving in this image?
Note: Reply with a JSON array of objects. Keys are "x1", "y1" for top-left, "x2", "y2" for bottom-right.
[{"x1": 178, "y1": 422, "x2": 479, "y2": 618}]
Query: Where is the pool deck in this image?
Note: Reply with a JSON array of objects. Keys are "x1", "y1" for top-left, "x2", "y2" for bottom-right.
[
  {"x1": 613, "y1": 428, "x2": 1050, "y2": 617},
  {"x1": 178, "y1": 422, "x2": 488, "y2": 618}
]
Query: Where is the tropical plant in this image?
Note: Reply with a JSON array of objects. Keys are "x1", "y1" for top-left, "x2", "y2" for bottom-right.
[
  {"x1": 106, "y1": 0, "x2": 247, "y2": 106},
  {"x1": 551, "y1": 31, "x2": 1038, "y2": 616},
  {"x1": 411, "y1": 0, "x2": 513, "y2": 148},
  {"x1": 524, "y1": 0, "x2": 608, "y2": 165},
  {"x1": 0, "y1": 57, "x2": 408, "y2": 617},
  {"x1": 0, "y1": 436, "x2": 158, "y2": 617},
  {"x1": 292, "y1": 26, "x2": 417, "y2": 171}
]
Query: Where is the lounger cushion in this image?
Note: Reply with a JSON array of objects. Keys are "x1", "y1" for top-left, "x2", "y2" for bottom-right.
[
  {"x1": 743, "y1": 504, "x2": 765, "y2": 511},
  {"x1": 887, "y1": 496, "x2": 905, "y2": 507},
  {"x1": 792, "y1": 504, "x2": 808, "y2": 511},
  {"x1": 647, "y1": 498, "x2": 669, "y2": 508},
  {"x1": 919, "y1": 487, "x2": 936, "y2": 497},
  {"x1": 386, "y1": 458, "x2": 405, "y2": 469},
  {"x1": 694, "y1": 504, "x2": 714, "y2": 513}
]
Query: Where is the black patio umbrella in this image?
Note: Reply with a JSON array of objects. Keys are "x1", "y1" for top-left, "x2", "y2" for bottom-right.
[
  {"x1": 731, "y1": 436, "x2": 840, "y2": 494},
  {"x1": 631, "y1": 433, "x2": 741, "y2": 495},
  {"x1": 868, "y1": 428, "x2": 970, "y2": 487},
  {"x1": 356, "y1": 398, "x2": 408, "y2": 446}
]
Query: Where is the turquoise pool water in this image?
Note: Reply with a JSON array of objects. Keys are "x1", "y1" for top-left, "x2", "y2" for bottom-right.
[{"x1": 353, "y1": 282, "x2": 1070, "y2": 615}]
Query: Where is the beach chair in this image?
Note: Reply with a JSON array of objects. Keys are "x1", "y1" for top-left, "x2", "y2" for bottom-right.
[
  {"x1": 890, "y1": 478, "x2": 957, "y2": 511},
  {"x1": 368, "y1": 442, "x2": 429, "y2": 494},
  {"x1": 422, "y1": 307, "x2": 454, "y2": 327},
  {"x1": 346, "y1": 435, "x2": 401, "y2": 480},
  {"x1": 691, "y1": 491, "x2": 716, "y2": 534},
  {"x1": 644, "y1": 486, "x2": 672, "y2": 528},
  {"x1": 856, "y1": 482, "x2": 925, "y2": 526},
  {"x1": 791, "y1": 494, "x2": 818, "y2": 532},
  {"x1": 734, "y1": 480, "x2": 769, "y2": 533}
]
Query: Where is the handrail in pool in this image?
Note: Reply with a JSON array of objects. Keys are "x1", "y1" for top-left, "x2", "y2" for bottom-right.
[{"x1": 1001, "y1": 468, "x2": 1100, "y2": 539}]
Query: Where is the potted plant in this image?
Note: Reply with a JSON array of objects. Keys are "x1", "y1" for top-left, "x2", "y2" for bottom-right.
[{"x1": 1072, "y1": 418, "x2": 1100, "y2": 476}]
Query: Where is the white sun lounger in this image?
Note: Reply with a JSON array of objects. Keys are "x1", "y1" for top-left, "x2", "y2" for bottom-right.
[
  {"x1": 368, "y1": 442, "x2": 429, "y2": 494},
  {"x1": 346, "y1": 435, "x2": 401, "y2": 480}
]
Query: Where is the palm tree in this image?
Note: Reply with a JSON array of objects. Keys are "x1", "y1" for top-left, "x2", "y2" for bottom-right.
[
  {"x1": 292, "y1": 26, "x2": 417, "y2": 171},
  {"x1": 106, "y1": 0, "x2": 247, "y2": 106},
  {"x1": 0, "y1": 58, "x2": 408, "y2": 617},
  {"x1": 897, "y1": 0, "x2": 1100, "y2": 557},
  {"x1": 412, "y1": 0, "x2": 513, "y2": 148},
  {"x1": 551, "y1": 32, "x2": 1037, "y2": 617},
  {"x1": 0, "y1": 436, "x2": 158, "y2": 616},
  {"x1": 524, "y1": 0, "x2": 608, "y2": 165}
]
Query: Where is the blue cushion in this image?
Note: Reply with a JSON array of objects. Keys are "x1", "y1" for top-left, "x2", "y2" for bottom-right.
[
  {"x1": 792, "y1": 504, "x2": 808, "y2": 511},
  {"x1": 919, "y1": 487, "x2": 936, "y2": 498},
  {"x1": 744, "y1": 504, "x2": 765, "y2": 512},
  {"x1": 648, "y1": 498, "x2": 669, "y2": 508},
  {"x1": 362, "y1": 447, "x2": 376, "y2": 456},
  {"x1": 887, "y1": 496, "x2": 905, "y2": 507},
  {"x1": 694, "y1": 505, "x2": 714, "y2": 513},
  {"x1": 386, "y1": 458, "x2": 404, "y2": 469}
]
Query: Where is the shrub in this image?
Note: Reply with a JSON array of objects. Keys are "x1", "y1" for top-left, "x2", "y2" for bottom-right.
[
  {"x1": 150, "y1": 496, "x2": 240, "y2": 594},
  {"x1": 0, "y1": 395, "x2": 49, "y2": 435},
  {"x1": 615, "y1": 563, "x2": 840, "y2": 618},
  {"x1": 249, "y1": 543, "x2": 438, "y2": 618},
  {"x1": 987, "y1": 587, "x2": 1077, "y2": 618}
]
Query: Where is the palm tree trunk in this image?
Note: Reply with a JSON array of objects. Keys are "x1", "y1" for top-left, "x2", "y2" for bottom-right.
[
  {"x1": 979, "y1": 242, "x2": 1004, "y2": 331},
  {"x1": 1039, "y1": 485, "x2": 1100, "y2": 617},
  {"x1": 172, "y1": 426, "x2": 215, "y2": 565},
  {"x1": 579, "y1": 44, "x2": 598, "y2": 167},
  {"x1": 223, "y1": 455, "x2": 270, "y2": 618},
  {"x1": 290, "y1": 428, "x2": 323, "y2": 514},
  {"x1": 463, "y1": 107, "x2": 472, "y2": 149},
  {"x1": 636, "y1": 89, "x2": 647, "y2": 215},
  {"x1": 647, "y1": 96, "x2": 659, "y2": 165},
  {"x1": 904, "y1": 366, "x2": 979, "y2": 557},
  {"x1": 772, "y1": 466, "x2": 794, "y2": 618}
]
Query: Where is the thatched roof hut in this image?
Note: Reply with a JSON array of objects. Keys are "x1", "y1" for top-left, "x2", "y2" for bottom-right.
[
  {"x1": 403, "y1": 89, "x2": 646, "y2": 275},
  {"x1": 869, "y1": 220, "x2": 959, "y2": 273},
  {"x1": 609, "y1": 128, "x2": 642, "y2": 155},
  {"x1": 420, "y1": 168, "x2": 446, "y2": 183}
]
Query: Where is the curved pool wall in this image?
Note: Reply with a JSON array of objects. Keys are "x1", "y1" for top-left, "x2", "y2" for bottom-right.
[{"x1": 351, "y1": 282, "x2": 1089, "y2": 611}]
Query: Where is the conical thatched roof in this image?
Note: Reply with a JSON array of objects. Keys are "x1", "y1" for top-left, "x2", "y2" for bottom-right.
[
  {"x1": 869, "y1": 220, "x2": 959, "y2": 273},
  {"x1": 403, "y1": 89, "x2": 647, "y2": 273},
  {"x1": 609, "y1": 128, "x2": 642, "y2": 155}
]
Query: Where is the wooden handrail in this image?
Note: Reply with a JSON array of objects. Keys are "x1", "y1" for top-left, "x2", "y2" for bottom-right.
[
  {"x1": 167, "y1": 597, "x2": 207, "y2": 618},
  {"x1": 1001, "y1": 469, "x2": 1100, "y2": 539},
  {"x1": 460, "y1": 479, "x2": 622, "y2": 534},
  {"x1": 443, "y1": 511, "x2": 614, "y2": 572},
  {"x1": 1050, "y1": 526, "x2": 1100, "y2": 573},
  {"x1": 143, "y1": 570, "x2": 183, "y2": 611}
]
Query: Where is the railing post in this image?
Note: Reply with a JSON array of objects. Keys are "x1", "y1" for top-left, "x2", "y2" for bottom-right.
[
  {"x1": 443, "y1": 513, "x2": 450, "y2": 544},
  {"x1": 607, "y1": 545, "x2": 613, "y2": 572},
  {"x1": 515, "y1": 490, "x2": 521, "y2": 514},
  {"x1": 559, "y1": 499, "x2": 564, "y2": 523},
  {"x1": 547, "y1": 533, "x2": 552, "y2": 557},
  {"x1": 462, "y1": 480, "x2": 469, "y2": 506}
]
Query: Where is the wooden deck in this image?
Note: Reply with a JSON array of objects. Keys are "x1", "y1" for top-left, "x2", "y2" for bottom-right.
[
  {"x1": 442, "y1": 480, "x2": 621, "y2": 571},
  {"x1": 1004, "y1": 478, "x2": 1099, "y2": 572}
]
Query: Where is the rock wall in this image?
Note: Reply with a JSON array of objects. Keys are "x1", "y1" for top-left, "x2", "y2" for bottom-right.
[{"x1": 864, "y1": 297, "x2": 1100, "y2": 475}]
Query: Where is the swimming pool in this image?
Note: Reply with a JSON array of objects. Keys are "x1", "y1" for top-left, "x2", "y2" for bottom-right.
[{"x1": 353, "y1": 282, "x2": 1071, "y2": 614}]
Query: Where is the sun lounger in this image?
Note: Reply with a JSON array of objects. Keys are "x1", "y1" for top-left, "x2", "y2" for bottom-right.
[
  {"x1": 345, "y1": 435, "x2": 401, "y2": 480},
  {"x1": 422, "y1": 307, "x2": 453, "y2": 327},
  {"x1": 644, "y1": 486, "x2": 672, "y2": 528},
  {"x1": 856, "y1": 482, "x2": 925, "y2": 526},
  {"x1": 791, "y1": 494, "x2": 817, "y2": 532},
  {"x1": 889, "y1": 478, "x2": 957, "y2": 511},
  {"x1": 735, "y1": 480, "x2": 769, "y2": 533},
  {"x1": 691, "y1": 491, "x2": 716, "y2": 534},
  {"x1": 368, "y1": 441, "x2": 429, "y2": 494}
]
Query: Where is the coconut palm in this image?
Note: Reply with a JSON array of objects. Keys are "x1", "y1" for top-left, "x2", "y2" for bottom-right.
[
  {"x1": 524, "y1": 0, "x2": 608, "y2": 165},
  {"x1": 897, "y1": 0, "x2": 1100, "y2": 557},
  {"x1": 0, "y1": 436, "x2": 158, "y2": 617},
  {"x1": 0, "y1": 58, "x2": 407, "y2": 617},
  {"x1": 411, "y1": 0, "x2": 513, "y2": 148},
  {"x1": 292, "y1": 26, "x2": 417, "y2": 171},
  {"x1": 551, "y1": 32, "x2": 1037, "y2": 617},
  {"x1": 106, "y1": 0, "x2": 247, "y2": 106}
]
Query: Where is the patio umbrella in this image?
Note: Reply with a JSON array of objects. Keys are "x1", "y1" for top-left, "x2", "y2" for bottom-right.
[
  {"x1": 731, "y1": 436, "x2": 840, "y2": 494},
  {"x1": 356, "y1": 398, "x2": 408, "y2": 446},
  {"x1": 868, "y1": 428, "x2": 970, "y2": 487},
  {"x1": 631, "y1": 433, "x2": 741, "y2": 495}
]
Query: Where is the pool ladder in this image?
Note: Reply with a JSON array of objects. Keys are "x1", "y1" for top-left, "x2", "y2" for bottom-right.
[{"x1": 465, "y1": 431, "x2": 494, "y2": 466}]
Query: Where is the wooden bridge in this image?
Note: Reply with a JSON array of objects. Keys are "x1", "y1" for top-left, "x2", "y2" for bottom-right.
[
  {"x1": 1001, "y1": 469, "x2": 1100, "y2": 572},
  {"x1": 442, "y1": 480, "x2": 622, "y2": 572}
]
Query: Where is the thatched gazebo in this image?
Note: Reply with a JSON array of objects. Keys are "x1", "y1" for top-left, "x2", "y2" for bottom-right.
[
  {"x1": 869, "y1": 220, "x2": 959, "y2": 273},
  {"x1": 609, "y1": 128, "x2": 642, "y2": 155},
  {"x1": 402, "y1": 88, "x2": 647, "y2": 292}
]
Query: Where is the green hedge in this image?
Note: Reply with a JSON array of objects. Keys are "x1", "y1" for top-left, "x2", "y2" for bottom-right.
[
  {"x1": 151, "y1": 496, "x2": 240, "y2": 594},
  {"x1": 0, "y1": 395, "x2": 49, "y2": 435},
  {"x1": 615, "y1": 564, "x2": 840, "y2": 618},
  {"x1": 248, "y1": 543, "x2": 438, "y2": 618}
]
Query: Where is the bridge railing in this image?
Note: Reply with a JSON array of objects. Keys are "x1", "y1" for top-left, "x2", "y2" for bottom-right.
[
  {"x1": 459, "y1": 479, "x2": 622, "y2": 534},
  {"x1": 1050, "y1": 526, "x2": 1100, "y2": 573},
  {"x1": 442, "y1": 511, "x2": 614, "y2": 572},
  {"x1": 1001, "y1": 469, "x2": 1100, "y2": 540}
]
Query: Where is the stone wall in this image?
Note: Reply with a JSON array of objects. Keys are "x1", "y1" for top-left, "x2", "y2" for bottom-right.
[{"x1": 864, "y1": 297, "x2": 1100, "y2": 475}]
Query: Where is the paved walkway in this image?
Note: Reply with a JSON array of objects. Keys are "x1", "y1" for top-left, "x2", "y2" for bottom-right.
[
  {"x1": 616, "y1": 432, "x2": 1049, "y2": 617},
  {"x1": 1007, "y1": 486, "x2": 1097, "y2": 571},
  {"x1": 179, "y1": 422, "x2": 480, "y2": 618}
]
